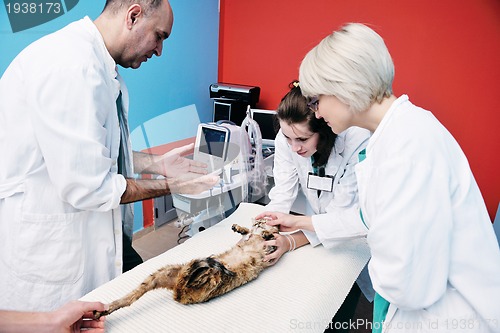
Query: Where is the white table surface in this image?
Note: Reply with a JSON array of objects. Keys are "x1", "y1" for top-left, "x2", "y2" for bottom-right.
[{"x1": 81, "y1": 202, "x2": 371, "y2": 332}]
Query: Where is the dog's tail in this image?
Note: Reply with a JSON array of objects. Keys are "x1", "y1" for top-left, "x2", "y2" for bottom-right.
[{"x1": 94, "y1": 265, "x2": 182, "y2": 319}]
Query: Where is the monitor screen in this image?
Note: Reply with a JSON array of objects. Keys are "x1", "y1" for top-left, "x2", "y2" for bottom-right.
[
  {"x1": 251, "y1": 109, "x2": 278, "y2": 143},
  {"x1": 199, "y1": 127, "x2": 228, "y2": 158},
  {"x1": 213, "y1": 101, "x2": 231, "y2": 122}
]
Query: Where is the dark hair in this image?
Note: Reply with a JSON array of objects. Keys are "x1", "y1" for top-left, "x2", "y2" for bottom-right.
[
  {"x1": 103, "y1": 0, "x2": 163, "y2": 15},
  {"x1": 276, "y1": 82, "x2": 337, "y2": 167}
]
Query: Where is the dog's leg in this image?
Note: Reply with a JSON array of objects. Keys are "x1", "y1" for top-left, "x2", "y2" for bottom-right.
[
  {"x1": 94, "y1": 265, "x2": 182, "y2": 319},
  {"x1": 231, "y1": 224, "x2": 249, "y2": 235}
]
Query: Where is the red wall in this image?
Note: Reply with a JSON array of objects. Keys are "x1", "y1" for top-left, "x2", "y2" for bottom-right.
[{"x1": 219, "y1": 0, "x2": 500, "y2": 219}]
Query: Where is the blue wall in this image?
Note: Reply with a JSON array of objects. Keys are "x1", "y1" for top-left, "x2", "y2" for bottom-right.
[{"x1": 0, "y1": 0, "x2": 220, "y2": 232}]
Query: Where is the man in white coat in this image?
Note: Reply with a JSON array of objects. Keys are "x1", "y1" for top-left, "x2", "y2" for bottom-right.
[
  {"x1": 0, "y1": 0, "x2": 217, "y2": 312},
  {"x1": 298, "y1": 23, "x2": 500, "y2": 332}
]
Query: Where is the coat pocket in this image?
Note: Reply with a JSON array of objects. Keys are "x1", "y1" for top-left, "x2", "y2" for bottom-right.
[{"x1": 13, "y1": 210, "x2": 87, "y2": 285}]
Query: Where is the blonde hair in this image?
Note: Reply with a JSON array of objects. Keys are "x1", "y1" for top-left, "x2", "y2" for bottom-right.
[{"x1": 299, "y1": 23, "x2": 394, "y2": 113}]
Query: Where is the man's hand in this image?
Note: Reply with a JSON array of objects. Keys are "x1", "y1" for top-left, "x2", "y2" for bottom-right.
[
  {"x1": 157, "y1": 144, "x2": 209, "y2": 177},
  {"x1": 134, "y1": 144, "x2": 208, "y2": 177},
  {"x1": 51, "y1": 301, "x2": 106, "y2": 333},
  {"x1": 0, "y1": 300, "x2": 106, "y2": 333},
  {"x1": 121, "y1": 173, "x2": 219, "y2": 204},
  {"x1": 167, "y1": 173, "x2": 219, "y2": 195}
]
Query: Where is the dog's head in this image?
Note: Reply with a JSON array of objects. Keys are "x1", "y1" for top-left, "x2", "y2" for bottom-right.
[{"x1": 250, "y1": 218, "x2": 279, "y2": 239}]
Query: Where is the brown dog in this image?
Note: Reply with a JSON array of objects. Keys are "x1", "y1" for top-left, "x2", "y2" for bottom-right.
[{"x1": 94, "y1": 218, "x2": 278, "y2": 319}]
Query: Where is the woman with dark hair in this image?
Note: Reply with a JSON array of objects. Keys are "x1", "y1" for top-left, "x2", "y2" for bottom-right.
[
  {"x1": 256, "y1": 83, "x2": 373, "y2": 327},
  {"x1": 258, "y1": 81, "x2": 370, "y2": 262},
  {"x1": 274, "y1": 82, "x2": 338, "y2": 168}
]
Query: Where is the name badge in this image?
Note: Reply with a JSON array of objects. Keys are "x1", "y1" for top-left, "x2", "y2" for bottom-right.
[{"x1": 307, "y1": 172, "x2": 334, "y2": 192}]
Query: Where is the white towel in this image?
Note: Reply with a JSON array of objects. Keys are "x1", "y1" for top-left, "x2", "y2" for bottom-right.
[{"x1": 81, "y1": 203, "x2": 371, "y2": 332}]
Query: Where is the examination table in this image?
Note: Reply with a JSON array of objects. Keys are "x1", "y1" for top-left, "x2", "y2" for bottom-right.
[{"x1": 81, "y1": 203, "x2": 371, "y2": 332}]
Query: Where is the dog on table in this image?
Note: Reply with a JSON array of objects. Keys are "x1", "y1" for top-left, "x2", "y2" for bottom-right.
[{"x1": 94, "y1": 218, "x2": 278, "y2": 319}]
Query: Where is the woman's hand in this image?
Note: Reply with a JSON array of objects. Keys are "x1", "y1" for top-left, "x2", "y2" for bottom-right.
[
  {"x1": 263, "y1": 234, "x2": 292, "y2": 265},
  {"x1": 256, "y1": 211, "x2": 313, "y2": 232}
]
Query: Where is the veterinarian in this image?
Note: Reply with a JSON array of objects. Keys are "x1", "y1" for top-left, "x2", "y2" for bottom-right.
[
  {"x1": 0, "y1": 300, "x2": 106, "y2": 333},
  {"x1": 256, "y1": 81, "x2": 373, "y2": 330},
  {"x1": 0, "y1": 0, "x2": 217, "y2": 312},
  {"x1": 296, "y1": 23, "x2": 500, "y2": 332}
]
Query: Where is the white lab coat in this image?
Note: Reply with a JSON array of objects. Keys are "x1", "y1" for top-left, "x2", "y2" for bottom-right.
[
  {"x1": 268, "y1": 126, "x2": 371, "y2": 245},
  {"x1": 355, "y1": 95, "x2": 500, "y2": 332},
  {"x1": 267, "y1": 126, "x2": 374, "y2": 299},
  {"x1": 0, "y1": 17, "x2": 126, "y2": 311}
]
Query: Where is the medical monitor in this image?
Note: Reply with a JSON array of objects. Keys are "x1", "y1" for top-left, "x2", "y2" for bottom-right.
[
  {"x1": 193, "y1": 123, "x2": 230, "y2": 172},
  {"x1": 213, "y1": 100, "x2": 231, "y2": 122},
  {"x1": 251, "y1": 109, "x2": 278, "y2": 146}
]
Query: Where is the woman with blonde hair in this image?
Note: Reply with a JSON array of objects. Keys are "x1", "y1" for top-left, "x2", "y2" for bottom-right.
[{"x1": 296, "y1": 23, "x2": 500, "y2": 332}]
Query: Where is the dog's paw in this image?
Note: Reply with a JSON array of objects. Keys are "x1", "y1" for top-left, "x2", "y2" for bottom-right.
[
  {"x1": 232, "y1": 224, "x2": 249, "y2": 235},
  {"x1": 266, "y1": 245, "x2": 277, "y2": 254},
  {"x1": 93, "y1": 310, "x2": 108, "y2": 320}
]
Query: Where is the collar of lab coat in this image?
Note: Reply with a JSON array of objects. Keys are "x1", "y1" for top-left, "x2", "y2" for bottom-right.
[
  {"x1": 81, "y1": 16, "x2": 120, "y2": 93},
  {"x1": 333, "y1": 130, "x2": 346, "y2": 156},
  {"x1": 366, "y1": 94, "x2": 409, "y2": 153}
]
